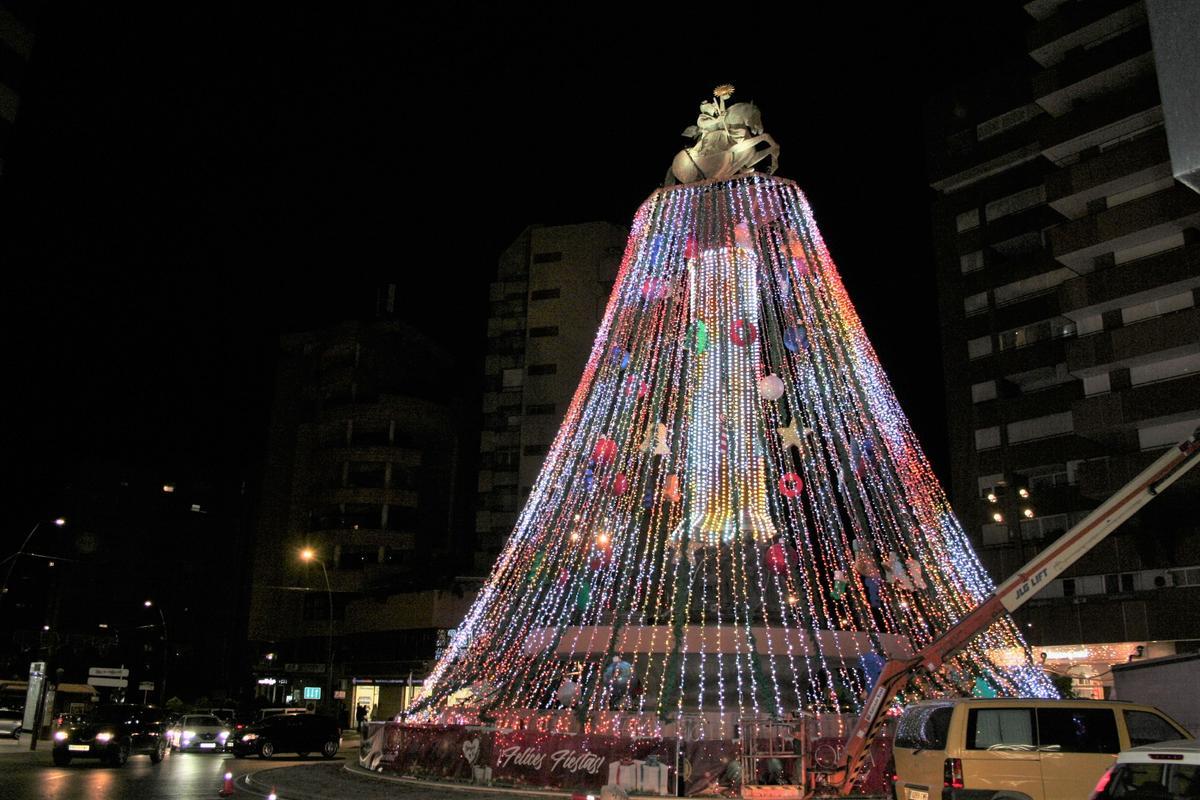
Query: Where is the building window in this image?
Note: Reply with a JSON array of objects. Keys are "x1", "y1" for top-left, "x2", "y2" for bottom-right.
[
  {"x1": 971, "y1": 381, "x2": 997, "y2": 403},
  {"x1": 1104, "y1": 573, "x2": 1136, "y2": 594},
  {"x1": 963, "y1": 292, "x2": 989, "y2": 316},
  {"x1": 985, "y1": 185, "x2": 1045, "y2": 222},
  {"x1": 1007, "y1": 412, "x2": 1073, "y2": 445},
  {"x1": 1062, "y1": 578, "x2": 1076, "y2": 597},
  {"x1": 998, "y1": 318, "x2": 1076, "y2": 351},
  {"x1": 528, "y1": 363, "x2": 557, "y2": 376},
  {"x1": 981, "y1": 523, "x2": 1010, "y2": 546},
  {"x1": 522, "y1": 443, "x2": 547, "y2": 456},
  {"x1": 1170, "y1": 567, "x2": 1200, "y2": 587},
  {"x1": 959, "y1": 250, "x2": 985, "y2": 274},
  {"x1": 533, "y1": 251, "x2": 563, "y2": 264},
  {"x1": 955, "y1": 208, "x2": 980, "y2": 232},
  {"x1": 529, "y1": 326, "x2": 559, "y2": 338},
  {"x1": 502, "y1": 368, "x2": 524, "y2": 389},
  {"x1": 531, "y1": 288, "x2": 561, "y2": 301},
  {"x1": 974, "y1": 426, "x2": 1001, "y2": 451},
  {"x1": 977, "y1": 473, "x2": 1005, "y2": 498},
  {"x1": 1020, "y1": 513, "x2": 1068, "y2": 541},
  {"x1": 525, "y1": 403, "x2": 556, "y2": 415},
  {"x1": 967, "y1": 336, "x2": 993, "y2": 360},
  {"x1": 1024, "y1": 464, "x2": 1070, "y2": 490}
]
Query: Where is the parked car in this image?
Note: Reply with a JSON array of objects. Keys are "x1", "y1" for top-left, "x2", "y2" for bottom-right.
[
  {"x1": 51, "y1": 704, "x2": 168, "y2": 767},
  {"x1": 231, "y1": 713, "x2": 341, "y2": 759},
  {"x1": 1090, "y1": 738, "x2": 1200, "y2": 798},
  {"x1": 0, "y1": 708, "x2": 22, "y2": 738},
  {"x1": 166, "y1": 713, "x2": 230, "y2": 752},
  {"x1": 892, "y1": 698, "x2": 1191, "y2": 800}
]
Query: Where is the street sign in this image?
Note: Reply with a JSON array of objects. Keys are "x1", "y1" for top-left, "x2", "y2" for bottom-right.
[
  {"x1": 87, "y1": 676, "x2": 128, "y2": 688},
  {"x1": 138, "y1": 681, "x2": 155, "y2": 691},
  {"x1": 89, "y1": 667, "x2": 130, "y2": 678}
]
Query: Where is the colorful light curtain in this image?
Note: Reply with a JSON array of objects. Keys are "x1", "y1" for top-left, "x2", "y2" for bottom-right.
[{"x1": 412, "y1": 174, "x2": 1053, "y2": 730}]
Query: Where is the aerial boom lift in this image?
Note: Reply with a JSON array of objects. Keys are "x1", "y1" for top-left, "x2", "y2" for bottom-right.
[{"x1": 829, "y1": 428, "x2": 1200, "y2": 795}]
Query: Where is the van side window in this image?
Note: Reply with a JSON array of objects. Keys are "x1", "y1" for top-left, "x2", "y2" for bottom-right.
[
  {"x1": 1037, "y1": 708, "x2": 1119, "y2": 754},
  {"x1": 967, "y1": 708, "x2": 1035, "y2": 750},
  {"x1": 1124, "y1": 710, "x2": 1184, "y2": 748},
  {"x1": 896, "y1": 705, "x2": 953, "y2": 749}
]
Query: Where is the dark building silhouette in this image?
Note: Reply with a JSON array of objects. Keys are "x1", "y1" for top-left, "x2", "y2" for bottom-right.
[
  {"x1": 0, "y1": 2, "x2": 35, "y2": 176},
  {"x1": 245, "y1": 286, "x2": 473, "y2": 716},
  {"x1": 928, "y1": 0, "x2": 1200, "y2": 696}
]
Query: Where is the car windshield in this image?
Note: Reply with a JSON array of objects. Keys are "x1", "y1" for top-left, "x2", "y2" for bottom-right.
[
  {"x1": 85, "y1": 707, "x2": 130, "y2": 724},
  {"x1": 185, "y1": 716, "x2": 221, "y2": 727}
]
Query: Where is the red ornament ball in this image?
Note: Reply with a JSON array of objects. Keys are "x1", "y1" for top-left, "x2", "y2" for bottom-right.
[{"x1": 778, "y1": 473, "x2": 804, "y2": 497}]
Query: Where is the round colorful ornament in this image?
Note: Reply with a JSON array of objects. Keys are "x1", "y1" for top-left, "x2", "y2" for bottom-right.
[{"x1": 757, "y1": 373, "x2": 785, "y2": 401}]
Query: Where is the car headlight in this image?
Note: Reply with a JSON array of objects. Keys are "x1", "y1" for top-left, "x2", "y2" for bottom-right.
[
  {"x1": 95, "y1": 732, "x2": 113, "y2": 743},
  {"x1": 220, "y1": 730, "x2": 230, "y2": 739},
  {"x1": 54, "y1": 731, "x2": 68, "y2": 741},
  {"x1": 241, "y1": 733, "x2": 257, "y2": 741},
  {"x1": 183, "y1": 730, "x2": 196, "y2": 739}
]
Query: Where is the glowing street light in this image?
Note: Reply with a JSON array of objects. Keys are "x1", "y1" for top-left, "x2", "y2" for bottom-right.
[{"x1": 299, "y1": 548, "x2": 334, "y2": 707}]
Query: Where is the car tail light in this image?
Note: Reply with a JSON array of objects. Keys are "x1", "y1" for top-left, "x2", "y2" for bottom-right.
[
  {"x1": 943, "y1": 757, "x2": 964, "y2": 789},
  {"x1": 1089, "y1": 766, "x2": 1114, "y2": 798}
]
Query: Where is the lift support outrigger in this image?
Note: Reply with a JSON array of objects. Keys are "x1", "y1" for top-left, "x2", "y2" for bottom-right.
[{"x1": 817, "y1": 427, "x2": 1200, "y2": 796}]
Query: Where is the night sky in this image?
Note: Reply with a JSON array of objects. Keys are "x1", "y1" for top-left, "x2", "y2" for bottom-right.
[{"x1": 0, "y1": 3, "x2": 1028, "y2": 543}]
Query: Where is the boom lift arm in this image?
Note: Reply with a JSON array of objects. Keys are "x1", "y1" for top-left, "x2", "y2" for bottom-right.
[{"x1": 832, "y1": 428, "x2": 1200, "y2": 794}]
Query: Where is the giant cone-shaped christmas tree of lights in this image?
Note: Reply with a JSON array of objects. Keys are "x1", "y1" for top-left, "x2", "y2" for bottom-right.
[{"x1": 413, "y1": 89, "x2": 1053, "y2": 732}]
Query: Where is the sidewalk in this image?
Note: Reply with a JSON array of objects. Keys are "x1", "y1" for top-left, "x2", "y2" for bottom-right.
[
  {"x1": 244, "y1": 763, "x2": 895, "y2": 800},
  {"x1": 245, "y1": 763, "x2": 566, "y2": 800}
]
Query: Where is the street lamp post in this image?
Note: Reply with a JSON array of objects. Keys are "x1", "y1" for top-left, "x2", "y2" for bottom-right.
[
  {"x1": 299, "y1": 548, "x2": 334, "y2": 708},
  {"x1": 144, "y1": 600, "x2": 168, "y2": 705}
]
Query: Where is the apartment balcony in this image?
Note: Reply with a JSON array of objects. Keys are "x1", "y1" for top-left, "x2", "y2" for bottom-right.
[
  {"x1": 970, "y1": 336, "x2": 1068, "y2": 383},
  {"x1": 321, "y1": 445, "x2": 422, "y2": 465},
  {"x1": 1046, "y1": 127, "x2": 1171, "y2": 219},
  {"x1": 1059, "y1": 242, "x2": 1200, "y2": 317},
  {"x1": 929, "y1": 126, "x2": 1044, "y2": 194},
  {"x1": 1032, "y1": 23, "x2": 1153, "y2": 117},
  {"x1": 1076, "y1": 447, "x2": 1200, "y2": 500},
  {"x1": 963, "y1": 249, "x2": 1061, "y2": 297},
  {"x1": 318, "y1": 487, "x2": 419, "y2": 506},
  {"x1": 993, "y1": 290, "x2": 1065, "y2": 336},
  {"x1": 1047, "y1": 184, "x2": 1200, "y2": 270},
  {"x1": 1072, "y1": 372, "x2": 1200, "y2": 438},
  {"x1": 1026, "y1": 0, "x2": 1145, "y2": 67},
  {"x1": 1067, "y1": 307, "x2": 1200, "y2": 375},
  {"x1": 958, "y1": 205, "x2": 1064, "y2": 255},
  {"x1": 1038, "y1": 75, "x2": 1161, "y2": 164},
  {"x1": 973, "y1": 381, "x2": 1083, "y2": 429},
  {"x1": 306, "y1": 529, "x2": 417, "y2": 551},
  {"x1": 976, "y1": 433, "x2": 1103, "y2": 475}
]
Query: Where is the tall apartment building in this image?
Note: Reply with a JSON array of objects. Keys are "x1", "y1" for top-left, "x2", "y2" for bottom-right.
[
  {"x1": 246, "y1": 288, "x2": 471, "y2": 713},
  {"x1": 929, "y1": 0, "x2": 1200, "y2": 697},
  {"x1": 0, "y1": 2, "x2": 35, "y2": 175},
  {"x1": 475, "y1": 223, "x2": 627, "y2": 572}
]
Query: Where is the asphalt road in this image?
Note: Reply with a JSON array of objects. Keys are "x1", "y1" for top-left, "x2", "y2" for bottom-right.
[{"x1": 0, "y1": 734, "x2": 348, "y2": 799}]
